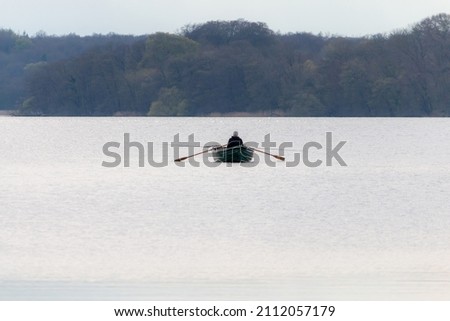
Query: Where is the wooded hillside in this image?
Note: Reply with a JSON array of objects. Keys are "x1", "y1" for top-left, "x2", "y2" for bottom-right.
[{"x1": 1, "y1": 14, "x2": 449, "y2": 116}]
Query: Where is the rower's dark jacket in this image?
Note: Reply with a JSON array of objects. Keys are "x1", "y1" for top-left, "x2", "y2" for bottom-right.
[{"x1": 227, "y1": 136, "x2": 243, "y2": 148}]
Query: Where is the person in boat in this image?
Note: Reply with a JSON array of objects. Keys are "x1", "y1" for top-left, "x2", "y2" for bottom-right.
[{"x1": 227, "y1": 131, "x2": 243, "y2": 148}]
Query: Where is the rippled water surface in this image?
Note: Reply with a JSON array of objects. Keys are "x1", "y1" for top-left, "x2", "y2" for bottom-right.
[{"x1": 1, "y1": 117, "x2": 449, "y2": 300}]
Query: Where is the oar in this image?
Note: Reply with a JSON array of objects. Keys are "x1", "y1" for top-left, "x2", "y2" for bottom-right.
[
  {"x1": 249, "y1": 147, "x2": 285, "y2": 161},
  {"x1": 174, "y1": 144, "x2": 226, "y2": 162}
]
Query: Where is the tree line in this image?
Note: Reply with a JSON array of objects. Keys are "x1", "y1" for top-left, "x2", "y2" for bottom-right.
[
  {"x1": 2, "y1": 14, "x2": 450, "y2": 116},
  {"x1": 0, "y1": 30, "x2": 142, "y2": 110}
]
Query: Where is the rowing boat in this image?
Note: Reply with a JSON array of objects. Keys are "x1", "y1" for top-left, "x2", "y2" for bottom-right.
[{"x1": 212, "y1": 145, "x2": 254, "y2": 163}]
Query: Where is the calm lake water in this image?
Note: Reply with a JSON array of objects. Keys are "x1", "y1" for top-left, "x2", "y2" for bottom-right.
[{"x1": 0, "y1": 117, "x2": 449, "y2": 300}]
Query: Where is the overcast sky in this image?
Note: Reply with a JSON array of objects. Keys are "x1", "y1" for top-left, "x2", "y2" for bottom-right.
[{"x1": 2, "y1": 0, "x2": 450, "y2": 36}]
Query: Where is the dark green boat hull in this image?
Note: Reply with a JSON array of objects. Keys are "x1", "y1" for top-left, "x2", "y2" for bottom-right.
[{"x1": 212, "y1": 146, "x2": 254, "y2": 163}]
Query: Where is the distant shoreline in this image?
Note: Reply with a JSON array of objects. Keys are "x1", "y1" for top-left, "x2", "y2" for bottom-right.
[
  {"x1": 3, "y1": 109, "x2": 287, "y2": 117},
  {"x1": 0, "y1": 110, "x2": 15, "y2": 116},
  {"x1": 3, "y1": 113, "x2": 449, "y2": 118},
  {"x1": 3, "y1": 108, "x2": 450, "y2": 118}
]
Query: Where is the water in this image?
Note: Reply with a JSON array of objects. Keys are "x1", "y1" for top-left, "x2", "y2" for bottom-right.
[{"x1": 0, "y1": 117, "x2": 449, "y2": 300}]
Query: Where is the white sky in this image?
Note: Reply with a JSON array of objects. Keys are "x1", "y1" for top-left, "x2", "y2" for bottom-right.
[{"x1": 1, "y1": 0, "x2": 450, "y2": 36}]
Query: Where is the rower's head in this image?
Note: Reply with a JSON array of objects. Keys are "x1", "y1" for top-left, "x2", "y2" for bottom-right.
[{"x1": 233, "y1": 131, "x2": 239, "y2": 137}]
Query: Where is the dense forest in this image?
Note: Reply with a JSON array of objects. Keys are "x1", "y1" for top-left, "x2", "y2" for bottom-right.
[{"x1": 1, "y1": 14, "x2": 449, "y2": 116}]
